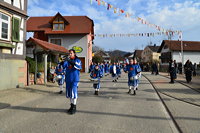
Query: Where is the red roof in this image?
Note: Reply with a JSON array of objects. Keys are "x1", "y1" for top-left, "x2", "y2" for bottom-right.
[
  {"x1": 158, "y1": 40, "x2": 200, "y2": 52},
  {"x1": 27, "y1": 15, "x2": 94, "y2": 35},
  {"x1": 27, "y1": 37, "x2": 68, "y2": 53}
]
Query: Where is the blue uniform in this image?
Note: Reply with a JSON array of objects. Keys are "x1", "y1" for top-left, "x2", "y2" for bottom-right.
[
  {"x1": 104, "y1": 64, "x2": 109, "y2": 73},
  {"x1": 89, "y1": 64, "x2": 95, "y2": 73},
  {"x1": 63, "y1": 57, "x2": 82, "y2": 99},
  {"x1": 55, "y1": 63, "x2": 65, "y2": 85},
  {"x1": 99, "y1": 65, "x2": 105, "y2": 77},
  {"x1": 116, "y1": 65, "x2": 122, "y2": 76},
  {"x1": 125, "y1": 64, "x2": 141, "y2": 87},
  {"x1": 90, "y1": 69, "x2": 102, "y2": 89},
  {"x1": 110, "y1": 65, "x2": 117, "y2": 77}
]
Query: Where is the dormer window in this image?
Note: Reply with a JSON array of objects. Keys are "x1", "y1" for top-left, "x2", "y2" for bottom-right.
[{"x1": 53, "y1": 17, "x2": 64, "y2": 31}]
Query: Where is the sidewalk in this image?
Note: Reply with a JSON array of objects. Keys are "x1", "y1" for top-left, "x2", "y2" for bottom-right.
[
  {"x1": 159, "y1": 72, "x2": 200, "y2": 92},
  {"x1": 143, "y1": 73, "x2": 200, "y2": 133},
  {"x1": 0, "y1": 73, "x2": 91, "y2": 110},
  {"x1": 0, "y1": 83, "x2": 59, "y2": 110}
]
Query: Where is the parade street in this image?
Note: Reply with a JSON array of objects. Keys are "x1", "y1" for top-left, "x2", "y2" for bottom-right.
[{"x1": 0, "y1": 72, "x2": 200, "y2": 133}]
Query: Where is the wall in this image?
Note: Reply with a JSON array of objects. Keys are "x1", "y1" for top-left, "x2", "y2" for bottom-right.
[
  {"x1": 172, "y1": 51, "x2": 200, "y2": 64},
  {"x1": 0, "y1": 59, "x2": 27, "y2": 90},
  {"x1": 48, "y1": 34, "x2": 89, "y2": 72}
]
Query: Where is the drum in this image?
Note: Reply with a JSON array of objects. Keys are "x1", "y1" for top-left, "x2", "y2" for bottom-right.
[{"x1": 56, "y1": 75, "x2": 62, "y2": 81}]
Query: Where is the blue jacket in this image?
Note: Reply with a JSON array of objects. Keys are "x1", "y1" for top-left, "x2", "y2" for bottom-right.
[
  {"x1": 125, "y1": 64, "x2": 141, "y2": 78},
  {"x1": 90, "y1": 69, "x2": 103, "y2": 79},
  {"x1": 63, "y1": 57, "x2": 82, "y2": 83},
  {"x1": 55, "y1": 63, "x2": 65, "y2": 75}
]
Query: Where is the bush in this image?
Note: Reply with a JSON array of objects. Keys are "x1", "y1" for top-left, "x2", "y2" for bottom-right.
[
  {"x1": 26, "y1": 56, "x2": 57, "y2": 73},
  {"x1": 92, "y1": 55, "x2": 103, "y2": 64}
]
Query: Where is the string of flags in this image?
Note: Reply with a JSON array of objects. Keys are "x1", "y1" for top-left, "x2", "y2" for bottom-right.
[
  {"x1": 90, "y1": 0, "x2": 182, "y2": 36},
  {"x1": 92, "y1": 31, "x2": 181, "y2": 38}
]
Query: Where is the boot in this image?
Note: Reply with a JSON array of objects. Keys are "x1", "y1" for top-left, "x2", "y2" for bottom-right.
[
  {"x1": 128, "y1": 89, "x2": 131, "y2": 94},
  {"x1": 67, "y1": 103, "x2": 73, "y2": 113},
  {"x1": 68, "y1": 104, "x2": 76, "y2": 114},
  {"x1": 94, "y1": 91, "x2": 97, "y2": 95},
  {"x1": 132, "y1": 90, "x2": 136, "y2": 95}
]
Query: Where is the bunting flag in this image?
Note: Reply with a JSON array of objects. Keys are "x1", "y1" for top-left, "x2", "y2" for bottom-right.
[
  {"x1": 91, "y1": 31, "x2": 181, "y2": 38},
  {"x1": 91, "y1": 0, "x2": 182, "y2": 35}
]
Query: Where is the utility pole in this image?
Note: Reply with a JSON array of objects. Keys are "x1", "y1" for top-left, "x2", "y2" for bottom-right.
[{"x1": 180, "y1": 32, "x2": 184, "y2": 74}]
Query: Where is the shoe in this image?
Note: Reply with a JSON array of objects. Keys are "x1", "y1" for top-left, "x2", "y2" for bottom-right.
[
  {"x1": 115, "y1": 80, "x2": 117, "y2": 82},
  {"x1": 132, "y1": 90, "x2": 136, "y2": 95},
  {"x1": 112, "y1": 80, "x2": 115, "y2": 82},
  {"x1": 136, "y1": 87, "x2": 138, "y2": 90},
  {"x1": 67, "y1": 103, "x2": 73, "y2": 113},
  {"x1": 68, "y1": 104, "x2": 76, "y2": 115},
  {"x1": 128, "y1": 89, "x2": 131, "y2": 94},
  {"x1": 59, "y1": 91, "x2": 63, "y2": 94},
  {"x1": 94, "y1": 91, "x2": 97, "y2": 95}
]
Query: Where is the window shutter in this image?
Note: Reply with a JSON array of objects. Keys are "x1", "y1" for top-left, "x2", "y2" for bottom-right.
[{"x1": 12, "y1": 17, "x2": 20, "y2": 42}]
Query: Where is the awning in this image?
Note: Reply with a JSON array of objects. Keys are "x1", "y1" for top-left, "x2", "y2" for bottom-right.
[{"x1": 26, "y1": 37, "x2": 68, "y2": 54}]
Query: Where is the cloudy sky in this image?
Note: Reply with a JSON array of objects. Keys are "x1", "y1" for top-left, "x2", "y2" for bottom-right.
[{"x1": 27, "y1": 0, "x2": 200, "y2": 52}]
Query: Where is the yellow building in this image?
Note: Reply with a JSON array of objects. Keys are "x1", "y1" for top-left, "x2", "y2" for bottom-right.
[{"x1": 142, "y1": 45, "x2": 160, "y2": 63}]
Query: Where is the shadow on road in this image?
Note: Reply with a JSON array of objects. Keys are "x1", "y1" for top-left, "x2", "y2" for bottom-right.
[{"x1": 8, "y1": 106, "x2": 200, "y2": 121}]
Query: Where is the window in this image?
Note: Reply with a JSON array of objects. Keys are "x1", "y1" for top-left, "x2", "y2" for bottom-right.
[
  {"x1": 53, "y1": 17, "x2": 64, "y2": 31},
  {"x1": 0, "y1": 12, "x2": 10, "y2": 41},
  {"x1": 50, "y1": 39, "x2": 61, "y2": 45}
]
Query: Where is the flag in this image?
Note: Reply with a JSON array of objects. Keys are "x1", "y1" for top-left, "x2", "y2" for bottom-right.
[{"x1": 98, "y1": 0, "x2": 100, "y2": 5}]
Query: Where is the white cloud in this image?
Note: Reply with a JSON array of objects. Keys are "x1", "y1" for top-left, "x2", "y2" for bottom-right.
[{"x1": 27, "y1": 0, "x2": 200, "y2": 51}]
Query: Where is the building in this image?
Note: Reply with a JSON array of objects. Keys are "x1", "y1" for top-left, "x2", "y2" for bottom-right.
[
  {"x1": 141, "y1": 45, "x2": 160, "y2": 63},
  {"x1": 158, "y1": 40, "x2": 200, "y2": 64},
  {"x1": 0, "y1": 0, "x2": 28, "y2": 90},
  {"x1": 133, "y1": 50, "x2": 143, "y2": 62},
  {"x1": 27, "y1": 12, "x2": 94, "y2": 72}
]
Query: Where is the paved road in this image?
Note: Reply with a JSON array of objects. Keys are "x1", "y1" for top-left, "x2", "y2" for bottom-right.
[{"x1": 0, "y1": 73, "x2": 176, "y2": 133}]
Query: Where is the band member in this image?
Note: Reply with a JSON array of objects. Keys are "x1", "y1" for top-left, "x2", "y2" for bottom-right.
[
  {"x1": 104, "y1": 62, "x2": 110, "y2": 76},
  {"x1": 110, "y1": 62, "x2": 117, "y2": 82},
  {"x1": 125, "y1": 58, "x2": 141, "y2": 95},
  {"x1": 63, "y1": 49, "x2": 82, "y2": 115},
  {"x1": 100, "y1": 63, "x2": 105, "y2": 77},
  {"x1": 55, "y1": 60, "x2": 65, "y2": 94},
  {"x1": 90, "y1": 65, "x2": 103, "y2": 95},
  {"x1": 89, "y1": 62, "x2": 95, "y2": 73},
  {"x1": 116, "y1": 63, "x2": 122, "y2": 78}
]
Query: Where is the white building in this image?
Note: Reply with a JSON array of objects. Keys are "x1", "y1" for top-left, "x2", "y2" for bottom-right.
[
  {"x1": 158, "y1": 40, "x2": 200, "y2": 64},
  {"x1": 0, "y1": 0, "x2": 28, "y2": 89}
]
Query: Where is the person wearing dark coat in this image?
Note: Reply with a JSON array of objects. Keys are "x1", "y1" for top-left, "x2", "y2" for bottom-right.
[
  {"x1": 168, "y1": 60, "x2": 177, "y2": 83},
  {"x1": 184, "y1": 60, "x2": 193, "y2": 83}
]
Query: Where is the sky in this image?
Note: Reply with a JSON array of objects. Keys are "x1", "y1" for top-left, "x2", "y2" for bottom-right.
[{"x1": 27, "y1": 0, "x2": 200, "y2": 52}]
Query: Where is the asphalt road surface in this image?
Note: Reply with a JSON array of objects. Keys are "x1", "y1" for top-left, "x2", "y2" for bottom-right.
[{"x1": 0, "y1": 73, "x2": 177, "y2": 133}]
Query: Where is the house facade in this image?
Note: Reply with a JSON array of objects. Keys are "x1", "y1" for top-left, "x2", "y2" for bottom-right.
[
  {"x1": 133, "y1": 50, "x2": 143, "y2": 62},
  {"x1": 158, "y1": 40, "x2": 200, "y2": 64},
  {"x1": 141, "y1": 45, "x2": 160, "y2": 63},
  {"x1": 27, "y1": 13, "x2": 94, "y2": 72},
  {"x1": 0, "y1": 0, "x2": 28, "y2": 90}
]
